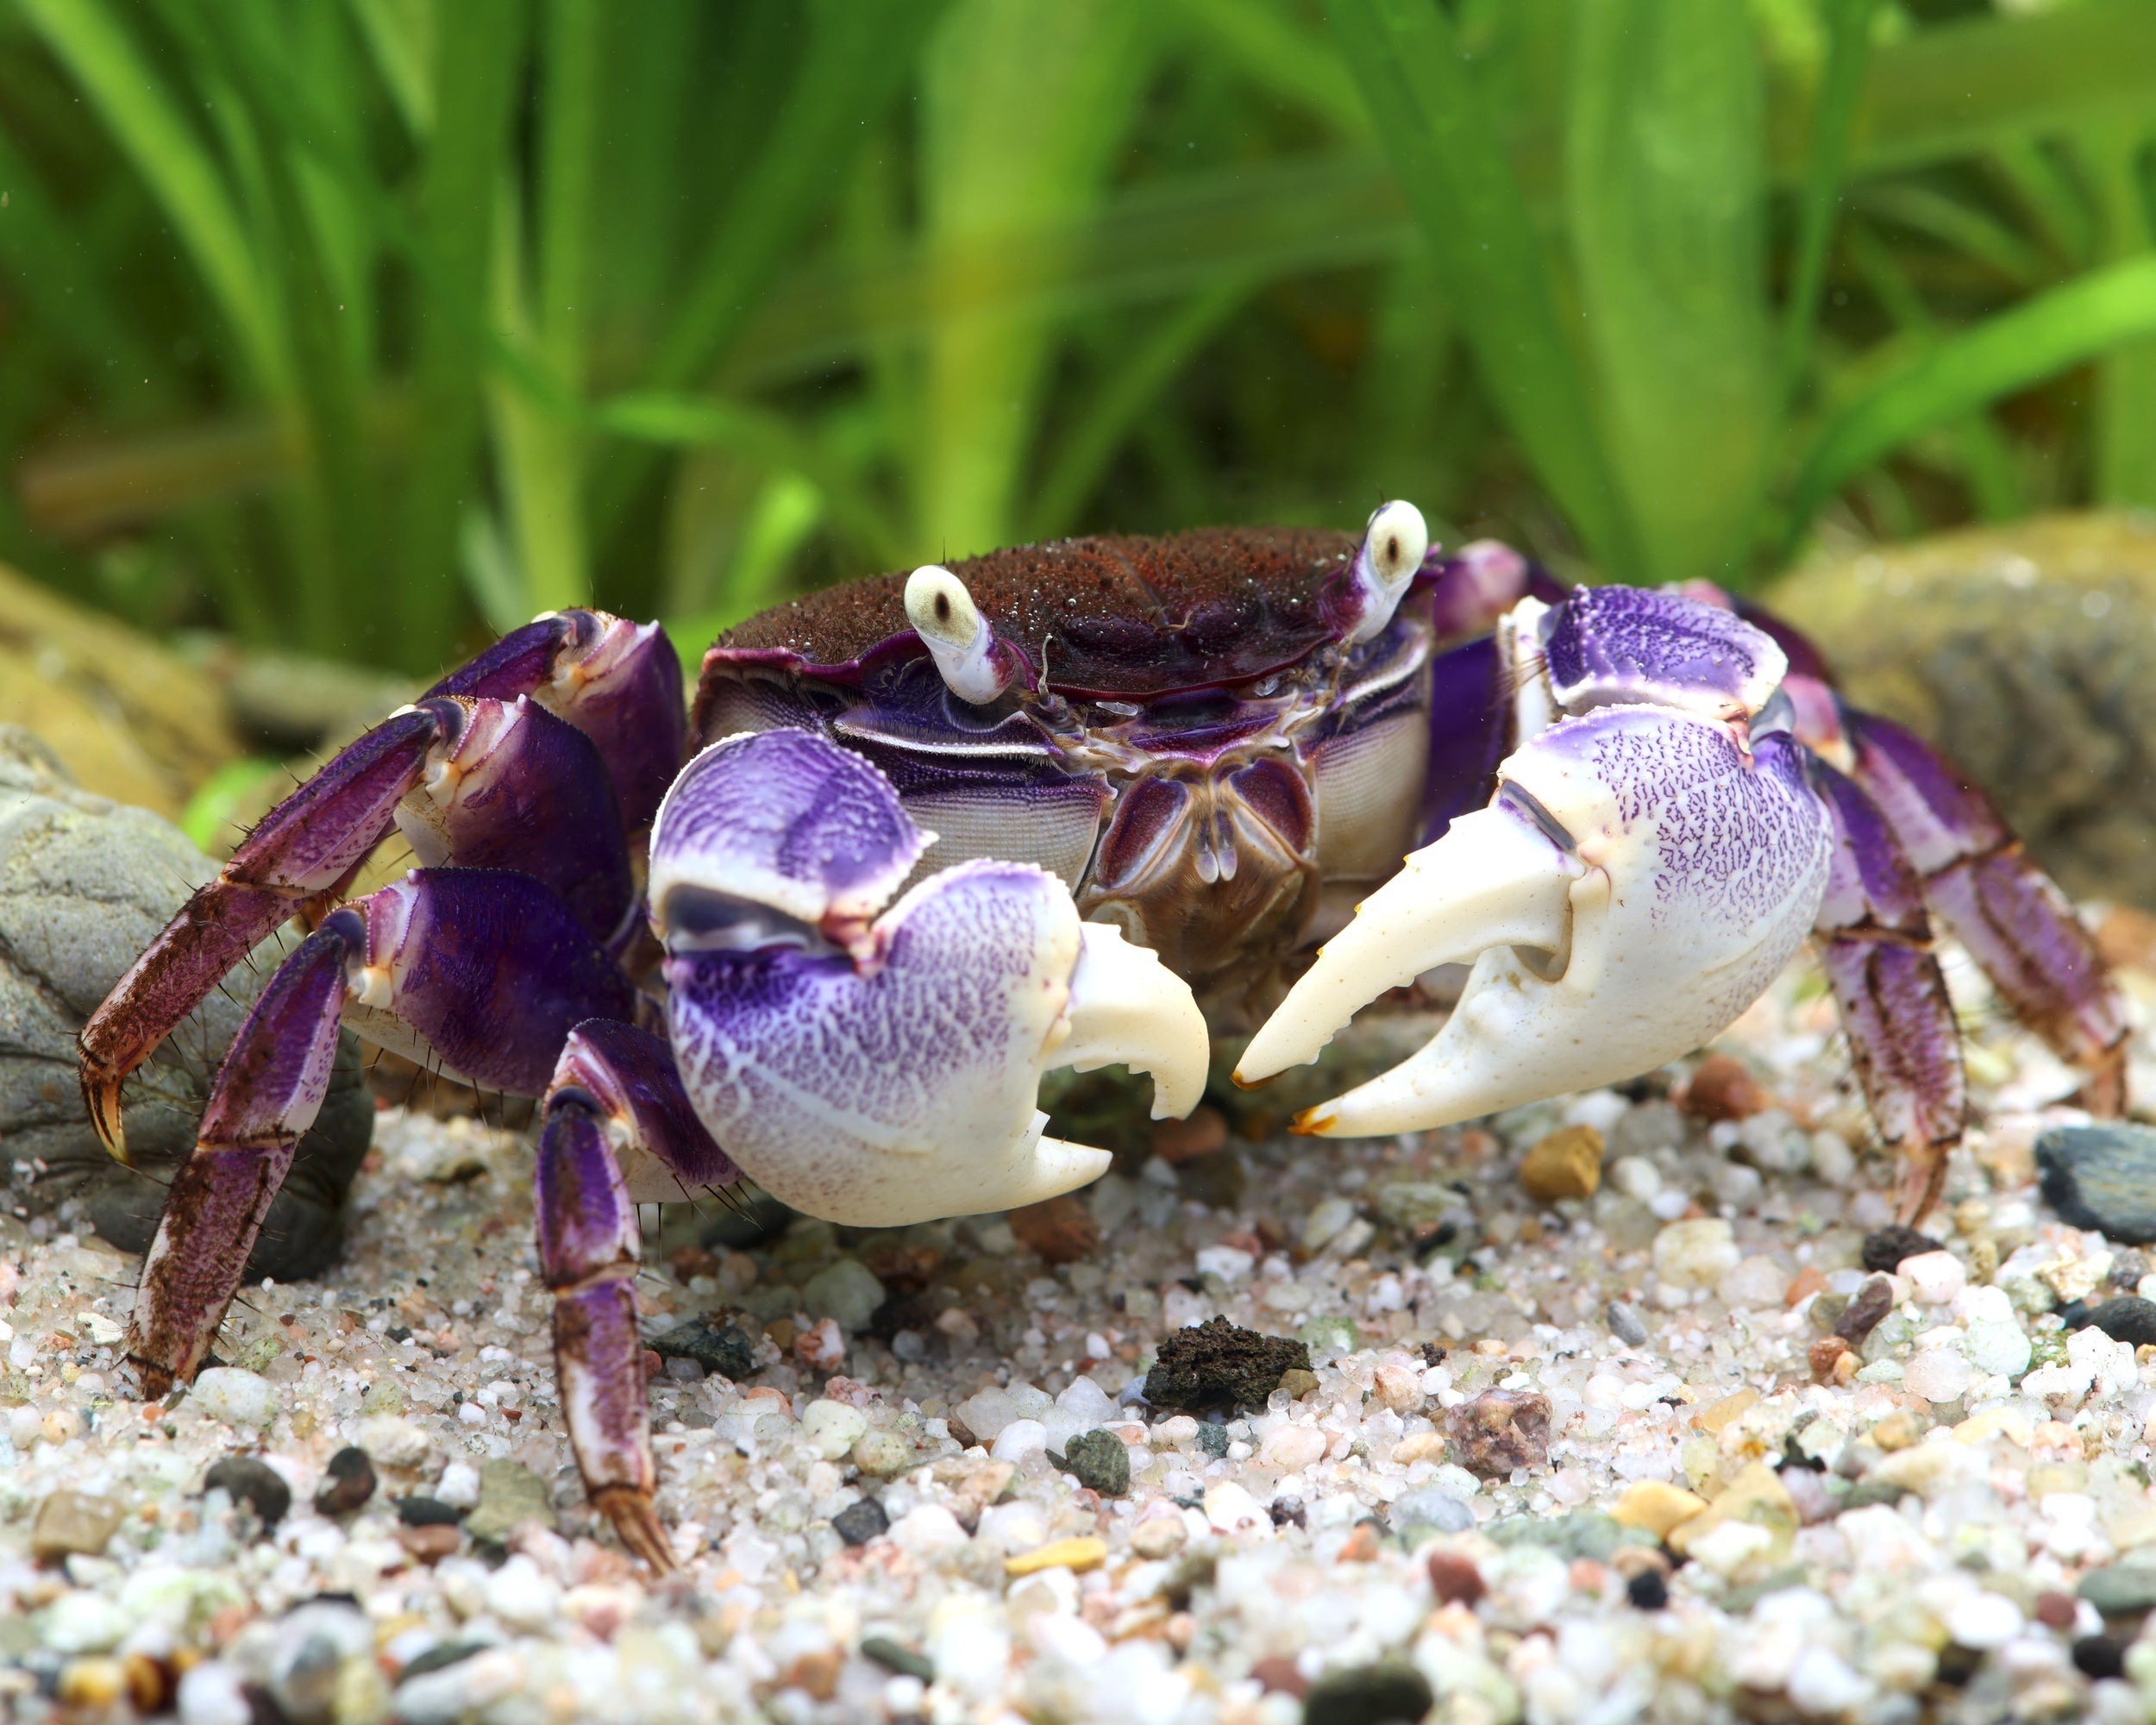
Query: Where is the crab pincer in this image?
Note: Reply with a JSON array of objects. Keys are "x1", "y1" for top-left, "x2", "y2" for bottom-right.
[
  {"x1": 1238, "y1": 588, "x2": 1838, "y2": 1135},
  {"x1": 649, "y1": 729, "x2": 1209, "y2": 1225}
]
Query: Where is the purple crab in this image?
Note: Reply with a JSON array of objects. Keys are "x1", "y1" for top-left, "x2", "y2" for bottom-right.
[{"x1": 76, "y1": 503, "x2": 2125, "y2": 1565}]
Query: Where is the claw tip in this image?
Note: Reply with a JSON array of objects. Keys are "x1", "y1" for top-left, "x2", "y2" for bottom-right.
[{"x1": 1288, "y1": 1106, "x2": 1335, "y2": 1136}]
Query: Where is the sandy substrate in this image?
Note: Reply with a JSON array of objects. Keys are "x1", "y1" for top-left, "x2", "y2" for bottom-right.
[{"x1": 7, "y1": 932, "x2": 2156, "y2": 1724}]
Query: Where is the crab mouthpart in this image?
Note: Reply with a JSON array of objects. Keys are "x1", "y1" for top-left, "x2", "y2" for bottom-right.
[{"x1": 1238, "y1": 706, "x2": 1833, "y2": 1138}]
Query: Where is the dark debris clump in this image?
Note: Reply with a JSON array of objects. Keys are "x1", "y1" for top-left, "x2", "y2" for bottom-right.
[
  {"x1": 1144, "y1": 1316, "x2": 1309, "y2": 1411},
  {"x1": 1860, "y1": 1226, "x2": 1941, "y2": 1273}
]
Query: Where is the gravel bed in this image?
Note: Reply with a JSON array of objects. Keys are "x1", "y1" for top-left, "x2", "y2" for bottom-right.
[{"x1": 8, "y1": 927, "x2": 2156, "y2": 1723}]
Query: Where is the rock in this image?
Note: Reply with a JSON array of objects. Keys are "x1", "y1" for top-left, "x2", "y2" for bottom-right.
[
  {"x1": 268, "y1": 1598, "x2": 372, "y2": 1725},
  {"x1": 1965, "y1": 1320, "x2": 2033, "y2": 1377},
  {"x1": 1150, "y1": 1104, "x2": 1227, "y2": 1164},
  {"x1": 1664, "y1": 1462, "x2": 1796, "y2": 1572},
  {"x1": 392, "y1": 1646, "x2": 525, "y2": 1725},
  {"x1": 1947, "y1": 1590, "x2": 2022, "y2": 1650},
  {"x1": 395, "y1": 1497, "x2": 461, "y2": 1527},
  {"x1": 1627, "y1": 1569, "x2": 1670, "y2": 1609},
  {"x1": 1682, "y1": 1054, "x2": 1764, "y2": 1121},
  {"x1": 1862, "y1": 1225, "x2": 1942, "y2": 1273},
  {"x1": 1374, "y1": 1181, "x2": 1455, "y2": 1230},
  {"x1": 851, "y1": 1429, "x2": 913, "y2": 1477},
  {"x1": 1061, "y1": 1429, "x2": 1130, "y2": 1496},
  {"x1": 56, "y1": 1658, "x2": 128, "y2": 1709},
  {"x1": 1388, "y1": 1490, "x2": 1474, "y2": 1535},
  {"x1": 0, "y1": 731, "x2": 371, "y2": 1276},
  {"x1": 1295, "y1": 1315, "x2": 1362, "y2": 1360},
  {"x1": 2040, "y1": 1126, "x2": 2156, "y2": 1242},
  {"x1": 2080, "y1": 1295, "x2": 2156, "y2": 1346},
  {"x1": 1899, "y1": 1250, "x2": 1966, "y2": 1305},
  {"x1": 1007, "y1": 1193, "x2": 1099, "y2": 1264},
  {"x1": 314, "y1": 1446, "x2": 376, "y2": 1515},
  {"x1": 887, "y1": 1504, "x2": 969, "y2": 1558},
  {"x1": 1144, "y1": 1317, "x2": 1309, "y2": 1410},
  {"x1": 1196, "y1": 1421, "x2": 1231, "y2": 1458},
  {"x1": 1606, "y1": 1301, "x2": 1649, "y2": 1346},
  {"x1": 1612, "y1": 1481, "x2": 1707, "y2": 1540},
  {"x1": 1519, "y1": 1125, "x2": 1604, "y2": 1203},
  {"x1": 1833, "y1": 1276, "x2": 1895, "y2": 1344},
  {"x1": 1279, "y1": 1367, "x2": 1321, "y2": 1399},
  {"x1": 647, "y1": 1320, "x2": 755, "y2": 1380},
  {"x1": 1301, "y1": 1197, "x2": 1359, "y2": 1251},
  {"x1": 801, "y1": 1258, "x2": 886, "y2": 1330},
  {"x1": 1904, "y1": 1346, "x2": 1972, "y2": 1403},
  {"x1": 1443, "y1": 1389, "x2": 1551, "y2": 1477},
  {"x1": 1652, "y1": 1219, "x2": 1740, "y2": 1289},
  {"x1": 31, "y1": 1490, "x2": 122, "y2": 1561},
  {"x1": 801, "y1": 1399, "x2": 869, "y2": 1459},
  {"x1": 2079, "y1": 1563, "x2": 2156, "y2": 1616},
  {"x1": 861, "y1": 1636, "x2": 935, "y2": 1682},
  {"x1": 1006, "y1": 1536, "x2": 1107, "y2": 1576},
  {"x1": 1300, "y1": 1660, "x2": 1433, "y2": 1725},
  {"x1": 833, "y1": 1497, "x2": 889, "y2": 1546},
  {"x1": 1425, "y1": 1550, "x2": 1487, "y2": 1606},
  {"x1": 462, "y1": 1460, "x2": 553, "y2": 1545},
  {"x1": 203, "y1": 1457, "x2": 291, "y2": 1531},
  {"x1": 1261, "y1": 1424, "x2": 1327, "y2": 1472},
  {"x1": 1764, "y1": 512, "x2": 2156, "y2": 907},
  {"x1": 398, "y1": 1523, "x2": 461, "y2": 1563},
  {"x1": 354, "y1": 1414, "x2": 432, "y2": 1470},
  {"x1": 178, "y1": 1661, "x2": 254, "y2": 1725},
  {"x1": 1130, "y1": 1517, "x2": 1187, "y2": 1558}
]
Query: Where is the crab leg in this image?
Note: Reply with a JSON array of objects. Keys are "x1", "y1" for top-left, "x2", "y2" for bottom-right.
[
  {"x1": 79, "y1": 620, "x2": 654, "y2": 1154},
  {"x1": 652, "y1": 730, "x2": 1208, "y2": 1226},
  {"x1": 123, "y1": 869, "x2": 632, "y2": 1396},
  {"x1": 1846, "y1": 711, "x2": 2129, "y2": 1113},
  {"x1": 1811, "y1": 762, "x2": 1966, "y2": 1223},
  {"x1": 538, "y1": 1023, "x2": 736, "y2": 1571}
]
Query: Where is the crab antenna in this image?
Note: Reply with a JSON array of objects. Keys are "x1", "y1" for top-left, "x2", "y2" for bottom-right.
[
  {"x1": 906, "y1": 565, "x2": 1012, "y2": 703},
  {"x1": 1344, "y1": 499, "x2": 1431, "y2": 644}
]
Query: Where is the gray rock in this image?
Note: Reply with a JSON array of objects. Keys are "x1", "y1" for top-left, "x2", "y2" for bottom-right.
[
  {"x1": 801, "y1": 1257, "x2": 886, "y2": 1330},
  {"x1": 1606, "y1": 1300, "x2": 1649, "y2": 1346},
  {"x1": 1061, "y1": 1428, "x2": 1130, "y2": 1496},
  {"x1": 1302, "y1": 1661, "x2": 1433, "y2": 1725},
  {"x1": 2080, "y1": 1563, "x2": 2156, "y2": 1616},
  {"x1": 2039, "y1": 1125, "x2": 2156, "y2": 1244},
  {"x1": 2081, "y1": 1296, "x2": 2156, "y2": 1346},
  {"x1": 0, "y1": 729, "x2": 369, "y2": 1276},
  {"x1": 1486, "y1": 1509, "x2": 1645, "y2": 1562},
  {"x1": 832, "y1": 1497, "x2": 888, "y2": 1546},
  {"x1": 648, "y1": 1320, "x2": 755, "y2": 1380},
  {"x1": 1387, "y1": 1489, "x2": 1475, "y2": 1535},
  {"x1": 30, "y1": 1490, "x2": 121, "y2": 1561},
  {"x1": 462, "y1": 1460, "x2": 554, "y2": 1545},
  {"x1": 203, "y1": 1457, "x2": 291, "y2": 1533}
]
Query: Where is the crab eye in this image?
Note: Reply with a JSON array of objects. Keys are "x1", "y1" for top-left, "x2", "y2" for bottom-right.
[
  {"x1": 1344, "y1": 499, "x2": 1432, "y2": 643},
  {"x1": 906, "y1": 564, "x2": 1010, "y2": 703},
  {"x1": 1366, "y1": 499, "x2": 1429, "y2": 589}
]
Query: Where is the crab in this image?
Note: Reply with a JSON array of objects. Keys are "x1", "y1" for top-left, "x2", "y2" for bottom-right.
[{"x1": 75, "y1": 502, "x2": 2126, "y2": 1565}]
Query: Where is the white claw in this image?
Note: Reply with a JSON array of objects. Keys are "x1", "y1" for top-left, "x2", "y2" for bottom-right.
[
  {"x1": 1054, "y1": 922, "x2": 1211, "y2": 1120},
  {"x1": 1241, "y1": 705, "x2": 1833, "y2": 1139}
]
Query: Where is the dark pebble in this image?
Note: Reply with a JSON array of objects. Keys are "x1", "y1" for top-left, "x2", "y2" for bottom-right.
[
  {"x1": 2112, "y1": 1250, "x2": 2152, "y2": 1289},
  {"x1": 1061, "y1": 1428, "x2": 1130, "y2": 1496},
  {"x1": 1269, "y1": 1496, "x2": 1307, "y2": 1529},
  {"x1": 204, "y1": 1457, "x2": 291, "y2": 1532},
  {"x1": 2082, "y1": 1295, "x2": 2156, "y2": 1346},
  {"x1": 1934, "y1": 1644, "x2": 1984, "y2": 1687},
  {"x1": 1833, "y1": 1276, "x2": 1895, "y2": 1345},
  {"x1": 831, "y1": 1497, "x2": 888, "y2": 1547},
  {"x1": 1626, "y1": 1569, "x2": 1669, "y2": 1609},
  {"x1": 648, "y1": 1320, "x2": 756, "y2": 1381},
  {"x1": 398, "y1": 1642, "x2": 486, "y2": 1682},
  {"x1": 385, "y1": 1326, "x2": 412, "y2": 1343},
  {"x1": 1172, "y1": 1148, "x2": 1246, "y2": 1209},
  {"x1": 313, "y1": 1446, "x2": 376, "y2": 1516},
  {"x1": 1606, "y1": 1301, "x2": 1648, "y2": 1346},
  {"x1": 2038, "y1": 1124, "x2": 2156, "y2": 1244},
  {"x1": 2078, "y1": 1563, "x2": 2156, "y2": 1616},
  {"x1": 1861, "y1": 1225, "x2": 1941, "y2": 1273},
  {"x1": 1426, "y1": 1550, "x2": 1487, "y2": 1607},
  {"x1": 1196, "y1": 1421, "x2": 1231, "y2": 1458},
  {"x1": 2074, "y1": 1636, "x2": 2130, "y2": 1680},
  {"x1": 1301, "y1": 1660, "x2": 1433, "y2": 1725},
  {"x1": 860, "y1": 1636, "x2": 933, "y2": 1682},
  {"x1": 394, "y1": 1497, "x2": 461, "y2": 1528},
  {"x1": 1144, "y1": 1317, "x2": 1308, "y2": 1412}
]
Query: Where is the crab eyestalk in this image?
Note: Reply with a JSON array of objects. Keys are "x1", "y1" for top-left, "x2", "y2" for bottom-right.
[
  {"x1": 1341, "y1": 499, "x2": 1431, "y2": 644},
  {"x1": 651, "y1": 730, "x2": 1207, "y2": 1226},
  {"x1": 906, "y1": 564, "x2": 1018, "y2": 703}
]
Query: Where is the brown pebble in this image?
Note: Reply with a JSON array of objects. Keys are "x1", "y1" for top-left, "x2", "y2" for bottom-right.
[
  {"x1": 122, "y1": 1653, "x2": 168, "y2": 1714},
  {"x1": 1252, "y1": 1655, "x2": 1308, "y2": 1698},
  {"x1": 1833, "y1": 1275, "x2": 1895, "y2": 1344},
  {"x1": 1784, "y1": 1265, "x2": 1827, "y2": 1308},
  {"x1": 1442, "y1": 1389, "x2": 1551, "y2": 1477},
  {"x1": 1150, "y1": 1105, "x2": 1228, "y2": 1164},
  {"x1": 785, "y1": 1648, "x2": 843, "y2": 1701},
  {"x1": 1682, "y1": 1054, "x2": 1764, "y2": 1121},
  {"x1": 1336, "y1": 1521, "x2": 1382, "y2": 1563},
  {"x1": 1871, "y1": 1410, "x2": 1924, "y2": 1452},
  {"x1": 1808, "y1": 1335, "x2": 1853, "y2": 1384},
  {"x1": 668, "y1": 1245, "x2": 718, "y2": 1283},
  {"x1": 1007, "y1": 1194, "x2": 1100, "y2": 1264},
  {"x1": 2096, "y1": 905, "x2": 2156, "y2": 973},
  {"x1": 57, "y1": 1658, "x2": 127, "y2": 1709},
  {"x1": 1520, "y1": 1125, "x2": 1605, "y2": 1203},
  {"x1": 398, "y1": 1522, "x2": 462, "y2": 1563},
  {"x1": 2034, "y1": 1590, "x2": 2079, "y2": 1631},
  {"x1": 32, "y1": 1490, "x2": 122, "y2": 1563},
  {"x1": 1426, "y1": 1549, "x2": 1487, "y2": 1606},
  {"x1": 1279, "y1": 1368, "x2": 1320, "y2": 1401}
]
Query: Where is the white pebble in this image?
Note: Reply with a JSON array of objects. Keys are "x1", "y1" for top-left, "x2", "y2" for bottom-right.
[
  {"x1": 1653, "y1": 1219, "x2": 1740, "y2": 1289},
  {"x1": 178, "y1": 1661, "x2": 254, "y2": 1725},
  {"x1": 39, "y1": 1590, "x2": 132, "y2": 1653},
  {"x1": 1261, "y1": 1424, "x2": 1326, "y2": 1472},
  {"x1": 1900, "y1": 1251, "x2": 1966, "y2": 1305},
  {"x1": 1301, "y1": 1197, "x2": 1357, "y2": 1251},
  {"x1": 191, "y1": 1368, "x2": 275, "y2": 1428},
  {"x1": 456, "y1": 1401, "x2": 486, "y2": 1427},
  {"x1": 1715, "y1": 1255, "x2": 1789, "y2": 1309},
  {"x1": 802, "y1": 1398, "x2": 868, "y2": 1459},
  {"x1": 1786, "y1": 1646, "x2": 1870, "y2": 1715},
  {"x1": 888, "y1": 1504, "x2": 969, "y2": 1556},
  {"x1": 393, "y1": 1647, "x2": 527, "y2": 1725},
  {"x1": 1609, "y1": 1156, "x2": 1662, "y2": 1201},
  {"x1": 1903, "y1": 1346, "x2": 1972, "y2": 1403},
  {"x1": 434, "y1": 1462, "x2": 479, "y2": 1509},
  {"x1": 483, "y1": 1555, "x2": 561, "y2": 1629},
  {"x1": 991, "y1": 1417, "x2": 1049, "y2": 1462},
  {"x1": 1203, "y1": 1480, "x2": 1269, "y2": 1536},
  {"x1": 977, "y1": 1499, "x2": 1050, "y2": 1552},
  {"x1": 1947, "y1": 1590, "x2": 2022, "y2": 1650},
  {"x1": 355, "y1": 1414, "x2": 433, "y2": 1469}
]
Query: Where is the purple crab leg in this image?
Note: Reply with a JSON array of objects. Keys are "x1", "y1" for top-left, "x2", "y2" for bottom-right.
[
  {"x1": 79, "y1": 613, "x2": 659, "y2": 1151},
  {"x1": 122, "y1": 869, "x2": 632, "y2": 1397},
  {"x1": 537, "y1": 1023, "x2": 736, "y2": 1571},
  {"x1": 1847, "y1": 712, "x2": 2129, "y2": 1113},
  {"x1": 1811, "y1": 762, "x2": 1966, "y2": 1223}
]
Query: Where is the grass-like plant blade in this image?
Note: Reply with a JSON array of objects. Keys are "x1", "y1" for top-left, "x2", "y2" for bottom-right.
[
  {"x1": 2084, "y1": 121, "x2": 2156, "y2": 510},
  {"x1": 1779, "y1": 0, "x2": 1874, "y2": 399},
  {"x1": 1566, "y1": 0, "x2": 1774, "y2": 585},
  {"x1": 1326, "y1": 0, "x2": 1639, "y2": 575},
  {"x1": 17, "y1": 0, "x2": 282, "y2": 390},
  {"x1": 1786, "y1": 254, "x2": 2156, "y2": 543}
]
